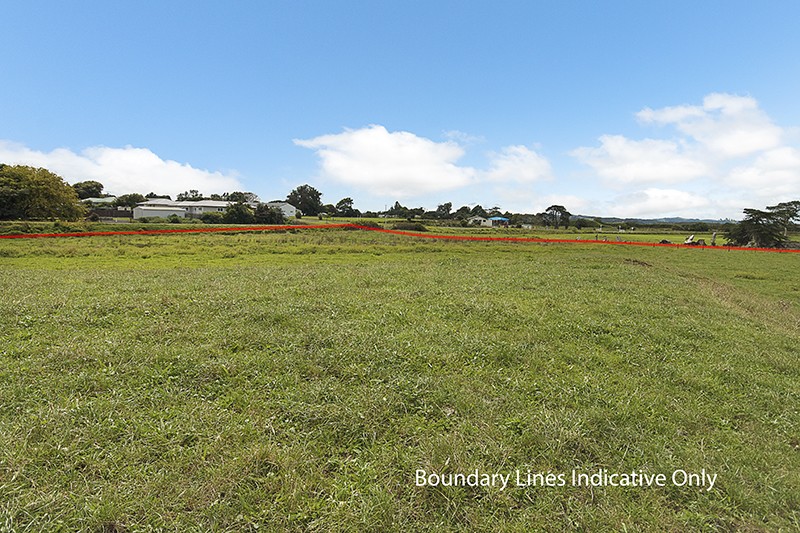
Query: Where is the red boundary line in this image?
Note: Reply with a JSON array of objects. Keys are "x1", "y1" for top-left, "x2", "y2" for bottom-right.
[{"x1": 0, "y1": 223, "x2": 798, "y2": 254}]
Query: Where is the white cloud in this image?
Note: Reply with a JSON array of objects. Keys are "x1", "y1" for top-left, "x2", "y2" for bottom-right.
[
  {"x1": 443, "y1": 130, "x2": 485, "y2": 145},
  {"x1": 636, "y1": 104, "x2": 705, "y2": 124},
  {"x1": 727, "y1": 146, "x2": 800, "y2": 197},
  {"x1": 294, "y1": 125, "x2": 476, "y2": 198},
  {"x1": 484, "y1": 145, "x2": 551, "y2": 183},
  {"x1": 605, "y1": 188, "x2": 710, "y2": 218},
  {"x1": 637, "y1": 93, "x2": 782, "y2": 157},
  {"x1": 571, "y1": 134, "x2": 708, "y2": 184},
  {"x1": 0, "y1": 140, "x2": 242, "y2": 197},
  {"x1": 572, "y1": 93, "x2": 798, "y2": 216},
  {"x1": 296, "y1": 126, "x2": 560, "y2": 206}
]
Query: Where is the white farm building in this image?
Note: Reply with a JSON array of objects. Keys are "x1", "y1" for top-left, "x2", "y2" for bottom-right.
[
  {"x1": 264, "y1": 201, "x2": 299, "y2": 218},
  {"x1": 132, "y1": 206, "x2": 189, "y2": 219},
  {"x1": 132, "y1": 199, "x2": 299, "y2": 220}
]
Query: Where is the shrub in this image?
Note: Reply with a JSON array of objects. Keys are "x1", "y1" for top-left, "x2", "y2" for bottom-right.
[
  {"x1": 200, "y1": 212, "x2": 225, "y2": 224},
  {"x1": 392, "y1": 222, "x2": 427, "y2": 231},
  {"x1": 254, "y1": 205, "x2": 286, "y2": 225},
  {"x1": 355, "y1": 220, "x2": 381, "y2": 229},
  {"x1": 223, "y1": 203, "x2": 255, "y2": 224}
]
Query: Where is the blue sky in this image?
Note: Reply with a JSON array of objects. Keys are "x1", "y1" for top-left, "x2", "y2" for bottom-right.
[{"x1": 2, "y1": 1, "x2": 799, "y2": 218}]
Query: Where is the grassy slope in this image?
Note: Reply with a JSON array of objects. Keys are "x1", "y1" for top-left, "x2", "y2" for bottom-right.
[{"x1": 0, "y1": 230, "x2": 798, "y2": 531}]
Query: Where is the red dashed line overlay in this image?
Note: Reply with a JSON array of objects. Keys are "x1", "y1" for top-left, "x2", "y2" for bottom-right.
[{"x1": 0, "y1": 223, "x2": 798, "y2": 253}]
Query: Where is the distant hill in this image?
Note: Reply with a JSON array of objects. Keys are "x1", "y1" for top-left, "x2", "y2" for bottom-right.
[{"x1": 574, "y1": 215, "x2": 737, "y2": 225}]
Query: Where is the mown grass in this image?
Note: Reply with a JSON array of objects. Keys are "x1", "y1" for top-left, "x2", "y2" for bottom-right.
[{"x1": 0, "y1": 229, "x2": 798, "y2": 531}]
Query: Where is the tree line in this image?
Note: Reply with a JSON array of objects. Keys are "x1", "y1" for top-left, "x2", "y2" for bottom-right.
[
  {"x1": 1, "y1": 164, "x2": 798, "y2": 246},
  {"x1": 0, "y1": 165, "x2": 573, "y2": 227}
]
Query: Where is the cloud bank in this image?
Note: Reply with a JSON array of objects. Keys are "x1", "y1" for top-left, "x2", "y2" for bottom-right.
[
  {"x1": 637, "y1": 93, "x2": 783, "y2": 157},
  {"x1": 294, "y1": 125, "x2": 476, "y2": 198},
  {"x1": 294, "y1": 125, "x2": 551, "y2": 201},
  {"x1": 573, "y1": 92, "x2": 800, "y2": 217},
  {"x1": 297, "y1": 95, "x2": 799, "y2": 218},
  {"x1": 0, "y1": 141, "x2": 242, "y2": 197},
  {"x1": 571, "y1": 135, "x2": 709, "y2": 184}
]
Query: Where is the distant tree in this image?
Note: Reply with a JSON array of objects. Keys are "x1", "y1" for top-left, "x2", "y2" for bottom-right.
[
  {"x1": 321, "y1": 204, "x2": 336, "y2": 216},
  {"x1": 453, "y1": 205, "x2": 471, "y2": 219},
  {"x1": 72, "y1": 180, "x2": 104, "y2": 199},
  {"x1": 766, "y1": 200, "x2": 800, "y2": 237},
  {"x1": 544, "y1": 205, "x2": 571, "y2": 229},
  {"x1": 227, "y1": 191, "x2": 260, "y2": 203},
  {"x1": 177, "y1": 189, "x2": 204, "y2": 201},
  {"x1": 223, "y1": 202, "x2": 255, "y2": 224},
  {"x1": 687, "y1": 222, "x2": 710, "y2": 232},
  {"x1": 561, "y1": 208, "x2": 572, "y2": 229},
  {"x1": 470, "y1": 205, "x2": 487, "y2": 218},
  {"x1": 386, "y1": 201, "x2": 409, "y2": 218},
  {"x1": 114, "y1": 193, "x2": 146, "y2": 208},
  {"x1": 145, "y1": 192, "x2": 171, "y2": 199},
  {"x1": 435, "y1": 202, "x2": 452, "y2": 219},
  {"x1": 573, "y1": 218, "x2": 598, "y2": 229},
  {"x1": 287, "y1": 184, "x2": 323, "y2": 216},
  {"x1": 209, "y1": 193, "x2": 224, "y2": 201},
  {"x1": 726, "y1": 208, "x2": 788, "y2": 248},
  {"x1": 409, "y1": 207, "x2": 425, "y2": 218},
  {"x1": 254, "y1": 204, "x2": 286, "y2": 224},
  {"x1": 0, "y1": 164, "x2": 85, "y2": 220},
  {"x1": 335, "y1": 197, "x2": 357, "y2": 217}
]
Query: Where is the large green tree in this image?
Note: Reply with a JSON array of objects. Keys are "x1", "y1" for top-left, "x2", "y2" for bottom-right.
[
  {"x1": 254, "y1": 204, "x2": 286, "y2": 224},
  {"x1": 453, "y1": 205, "x2": 471, "y2": 219},
  {"x1": 335, "y1": 197, "x2": 358, "y2": 217},
  {"x1": 435, "y1": 202, "x2": 452, "y2": 219},
  {"x1": 226, "y1": 191, "x2": 260, "y2": 203},
  {"x1": 544, "y1": 205, "x2": 571, "y2": 229},
  {"x1": 766, "y1": 201, "x2": 800, "y2": 237},
  {"x1": 72, "y1": 180, "x2": 104, "y2": 199},
  {"x1": 0, "y1": 164, "x2": 85, "y2": 220},
  {"x1": 177, "y1": 190, "x2": 204, "y2": 201},
  {"x1": 469, "y1": 205, "x2": 487, "y2": 218},
  {"x1": 726, "y1": 208, "x2": 789, "y2": 248},
  {"x1": 287, "y1": 184, "x2": 323, "y2": 216},
  {"x1": 114, "y1": 193, "x2": 147, "y2": 208},
  {"x1": 223, "y1": 202, "x2": 256, "y2": 224}
]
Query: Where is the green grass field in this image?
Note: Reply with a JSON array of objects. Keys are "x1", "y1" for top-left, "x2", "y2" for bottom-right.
[{"x1": 1, "y1": 228, "x2": 798, "y2": 531}]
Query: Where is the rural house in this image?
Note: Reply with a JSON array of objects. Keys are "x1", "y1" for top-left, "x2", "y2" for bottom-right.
[{"x1": 264, "y1": 201, "x2": 299, "y2": 218}]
